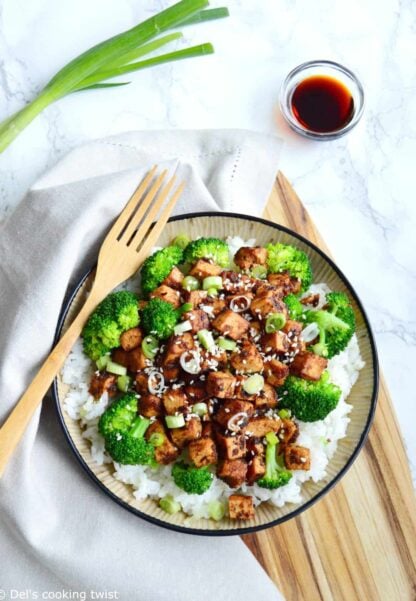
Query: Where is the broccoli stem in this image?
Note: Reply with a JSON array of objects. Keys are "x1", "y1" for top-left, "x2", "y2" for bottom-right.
[{"x1": 130, "y1": 417, "x2": 150, "y2": 438}]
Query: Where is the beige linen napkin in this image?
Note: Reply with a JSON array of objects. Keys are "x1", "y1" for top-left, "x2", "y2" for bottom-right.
[{"x1": 0, "y1": 129, "x2": 284, "y2": 600}]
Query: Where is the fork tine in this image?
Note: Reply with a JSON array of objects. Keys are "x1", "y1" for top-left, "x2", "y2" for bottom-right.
[{"x1": 120, "y1": 169, "x2": 168, "y2": 244}]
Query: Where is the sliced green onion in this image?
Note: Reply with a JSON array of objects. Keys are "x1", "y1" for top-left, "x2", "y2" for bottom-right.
[
  {"x1": 207, "y1": 287, "x2": 218, "y2": 297},
  {"x1": 197, "y1": 329, "x2": 215, "y2": 350},
  {"x1": 117, "y1": 374, "x2": 131, "y2": 392},
  {"x1": 172, "y1": 233, "x2": 191, "y2": 249},
  {"x1": 208, "y1": 500, "x2": 226, "y2": 521},
  {"x1": 159, "y1": 494, "x2": 181, "y2": 514},
  {"x1": 165, "y1": 414, "x2": 186, "y2": 429},
  {"x1": 278, "y1": 408, "x2": 292, "y2": 419},
  {"x1": 142, "y1": 335, "x2": 159, "y2": 359},
  {"x1": 250, "y1": 265, "x2": 267, "y2": 279},
  {"x1": 174, "y1": 320, "x2": 193, "y2": 335},
  {"x1": 265, "y1": 312, "x2": 287, "y2": 333},
  {"x1": 217, "y1": 337, "x2": 237, "y2": 351},
  {"x1": 180, "y1": 7, "x2": 230, "y2": 26},
  {"x1": 202, "y1": 276, "x2": 222, "y2": 290},
  {"x1": 106, "y1": 361, "x2": 127, "y2": 376},
  {"x1": 243, "y1": 374, "x2": 264, "y2": 395},
  {"x1": 182, "y1": 275, "x2": 200, "y2": 291},
  {"x1": 192, "y1": 402, "x2": 208, "y2": 416},
  {"x1": 96, "y1": 354, "x2": 110, "y2": 370},
  {"x1": 179, "y1": 302, "x2": 193, "y2": 314},
  {"x1": 149, "y1": 432, "x2": 165, "y2": 447}
]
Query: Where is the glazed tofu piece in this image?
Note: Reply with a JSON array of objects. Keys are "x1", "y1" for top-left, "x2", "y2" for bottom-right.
[
  {"x1": 189, "y1": 259, "x2": 222, "y2": 279},
  {"x1": 188, "y1": 437, "x2": 218, "y2": 467},
  {"x1": 149, "y1": 284, "x2": 181, "y2": 309},
  {"x1": 145, "y1": 420, "x2": 179, "y2": 465},
  {"x1": 203, "y1": 297, "x2": 227, "y2": 316},
  {"x1": 135, "y1": 371, "x2": 150, "y2": 394},
  {"x1": 206, "y1": 371, "x2": 237, "y2": 398},
  {"x1": 234, "y1": 246, "x2": 268, "y2": 271},
  {"x1": 230, "y1": 340, "x2": 263, "y2": 373},
  {"x1": 250, "y1": 292, "x2": 288, "y2": 321},
  {"x1": 290, "y1": 352, "x2": 328, "y2": 381},
  {"x1": 89, "y1": 372, "x2": 117, "y2": 399},
  {"x1": 212, "y1": 309, "x2": 250, "y2": 340},
  {"x1": 246, "y1": 455, "x2": 266, "y2": 485},
  {"x1": 182, "y1": 289, "x2": 208, "y2": 308},
  {"x1": 199, "y1": 348, "x2": 228, "y2": 373},
  {"x1": 221, "y1": 270, "x2": 256, "y2": 294},
  {"x1": 260, "y1": 331, "x2": 289, "y2": 355},
  {"x1": 169, "y1": 416, "x2": 202, "y2": 449},
  {"x1": 264, "y1": 359, "x2": 289, "y2": 387},
  {"x1": 185, "y1": 381, "x2": 209, "y2": 402},
  {"x1": 127, "y1": 347, "x2": 149, "y2": 372},
  {"x1": 246, "y1": 416, "x2": 281, "y2": 438},
  {"x1": 215, "y1": 431, "x2": 247, "y2": 460},
  {"x1": 283, "y1": 319, "x2": 306, "y2": 354},
  {"x1": 201, "y1": 421, "x2": 214, "y2": 438},
  {"x1": 300, "y1": 293, "x2": 320, "y2": 307},
  {"x1": 278, "y1": 419, "x2": 299, "y2": 446},
  {"x1": 182, "y1": 309, "x2": 210, "y2": 333},
  {"x1": 214, "y1": 400, "x2": 254, "y2": 429},
  {"x1": 120, "y1": 327, "x2": 143, "y2": 351},
  {"x1": 162, "y1": 364, "x2": 181, "y2": 382},
  {"x1": 162, "y1": 333, "x2": 194, "y2": 366},
  {"x1": 162, "y1": 266, "x2": 184, "y2": 290},
  {"x1": 228, "y1": 494, "x2": 255, "y2": 520},
  {"x1": 217, "y1": 459, "x2": 248, "y2": 488},
  {"x1": 111, "y1": 347, "x2": 130, "y2": 369},
  {"x1": 284, "y1": 445, "x2": 311, "y2": 470},
  {"x1": 138, "y1": 393, "x2": 163, "y2": 418},
  {"x1": 254, "y1": 383, "x2": 278, "y2": 409},
  {"x1": 267, "y1": 272, "x2": 301, "y2": 295},
  {"x1": 162, "y1": 388, "x2": 188, "y2": 415},
  {"x1": 246, "y1": 438, "x2": 265, "y2": 456}
]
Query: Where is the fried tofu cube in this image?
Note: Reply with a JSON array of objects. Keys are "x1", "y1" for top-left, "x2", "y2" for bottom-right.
[
  {"x1": 228, "y1": 494, "x2": 255, "y2": 519},
  {"x1": 290, "y1": 352, "x2": 328, "y2": 381},
  {"x1": 169, "y1": 416, "x2": 202, "y2": 449},
  {"x1": 216, "y1": 431, "x2": 246, "y2": 460},
  {"x1": 185, "y1": 382, "x2": 209, "y2": 402},
  {"x1": 199, "y1": 348, "x2": 228, "y2": 373},
  {"x1": 127, "y1": 347, "x2": 148, "y2": 372},
  {"x1": 162, "y1": 333, "x2": 194, "y2": 365},
  {"x1": 267, "y1": 272, "x2": 301, "y2": 295},
  {"x1": 145, "y1": 420, "x2": 179, "y2": 465},
  {"x1": 261, "y1": 331, "x2": 289, "y2": 355},
  {"x1": 234, "y1": 246, "x2": 268, "y2": 270},
  {"x1": 182, "y1": 289, "x2": 208, "y2": 308},
  {"x1": 120, "y1": 327, "x2": 143, "y2": 351},
  {"x1": 278, "y1": 419, "x2": 299, "y2": 446},
  {"x1": 247, "y1": 455, "x2": 266, "y2": 485},
  {"x1": 254, "y1": 383, "x2": 278, "y2": 409},
  {"x1": 189, "y1": 259, "x2": 222, "y2": 279},
  {"x1": 162, "y1": 388, "x2": 188, "y2": 415},
  {"x1": 138, "y1": 393, "x2": 163, "y2": 418},
  {"x1": 212, "y1": 309, "x2": 250, "y2": 340},
  {"x1": 221, "y1": 271, "x2": 256, "y2": 294},
  {"x1": 284, "y1": 445, "x2": 311, "y2": 470},
  {"x1": 188, "y1": 437, "x2": 218, "y2": 467},
  {"x1": 204, "y1": 297, "x2": 226, "y2": 316},
  {"x1": 89, "y1": 372, "x2": 117, "y2": 399},
  {"x1": 283, "y1": 320, "x2": 306, "y2": 354},
  {"x1": 246, "y1": 416, "x2": 281, "y2": 438},
  {"x1": 217, "y1": 459, "x2": 248, "y2": 488},
  {"x1": 214, "y1": 400, "x2": 254, "y2": 429},
  {"x1": 246, "y1": 439, "x2": 265, "y2": 456},
  {"x1": 230, "y1": 340, "x2": 263, "y2": 373},
  {"x1": 135, "y1": 371, "x2": 149, "y2": 394},
  {"x1": 162, "y1": 364, "x2": 181, "y2": 382},
  {"x1": 182, "y1": 309, "x2": 210, "y2": 333},
  {"x1": 149, "y1": 284, "x2": 181, "y2": 308},
  {"x1": 300, "y1": 293, "x2": 320, "y2": 307},
  {"x1": 162, "y1": 266, "x2": 184, "y2": 289},
  {"x1": 206, "y1": 371, "x2": 237, "y2": 398},
  {"x1": 250, "y1": 293, "x2": 288, "y2": 321},
  {"x1": 111, "y1": 347, "x2": 130, "y2": 369},
  {"x1": 264, "y1": 359, "x2": 289, "y2": 386},
  {"x1": 201, "y1": 421, "x2": 214, "y2": 438}
]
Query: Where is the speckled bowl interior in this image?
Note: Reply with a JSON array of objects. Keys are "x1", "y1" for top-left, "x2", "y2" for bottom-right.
[{"x1": 54, "y1": 213, "x2": 378, "y2": 535}]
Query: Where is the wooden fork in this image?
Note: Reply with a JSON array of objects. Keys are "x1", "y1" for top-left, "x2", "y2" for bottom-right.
[{"x1": 0, "y1": 166, "x2": 184, "y2": 477}]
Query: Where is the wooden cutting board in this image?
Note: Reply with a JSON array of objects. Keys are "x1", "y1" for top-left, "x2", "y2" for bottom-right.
[{"x1": 242, "y1": 172, "x2": 416, "y2": 601}]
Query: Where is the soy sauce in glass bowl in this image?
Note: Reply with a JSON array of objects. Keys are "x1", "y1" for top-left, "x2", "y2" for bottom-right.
[{"x1": 280, "y1": 60, "x2": 364, "y2": 140}]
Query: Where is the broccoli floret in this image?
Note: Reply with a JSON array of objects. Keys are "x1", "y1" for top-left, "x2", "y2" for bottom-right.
[
  {"x1": 82, "y1": 291, "x2": 139, "y2": 360},
  {"x1": 305, "y1": 291, "x2": 356, "y2": 358},
  {"x1": 266, "y1": 242, "x2": 312, "y2": 291},
  {"x1": 257, "y1": 432, "x2": 293, "y2": 490},
  {"x1": 140, "y1": 246, "x2": 184, "y2": 296},
  {"x1": 172, "y1": 461, "x2": 213, "y2": 495},
  {"x1": 141, "y1": 298, "x2": 179, "y2": 339},
  {"x1": 98, "y1": 393, "x2": 155, "y2": 465},
  {"x1": 283, "y1": 294, "x2": 305, "y2": 320},
  {"x1": 183, "y1": 237, "x2": 229, "y2": 267},
  {"x1": 278, "y1": 372, "x2": 341, "y2": 422}
]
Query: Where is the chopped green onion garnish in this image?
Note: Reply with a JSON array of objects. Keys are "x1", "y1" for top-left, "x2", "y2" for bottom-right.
[
  {"x1": 142, "y1": 335, "x2": 159, "y2": 359},
  {"x1": 149, "y1": 432, "x2": 165, "y2": 447},
  {"x1": 182, "y1": 275, "x2": 200, "y2": 291},
  {"x1": 202, "y1": 276, "x2": 222, "y2": 291},
  {"x1": 243, "y1": 374, "x2": 264, "y2": 395},
  {"x1": 192, "y1": 402, "x2": 208, "y2": 416},
  {"x1": 217, "y1": 337, "x2": 237, "y2": 351},
  {"x1": 265, "y1": 312, "x2": 287, "y2": 333},
  {"x1": 179, "y1": 302, "x2": 193, "y2": 314},
  {"x1": 172, "y1": 234, "x2": 191, "y2": 249},
  {"x1": 106, "y1": 360, "x2": 127, "y2": 376},
  {"x1": 174, "y1": 320, "x2": 193, "y2": 335},
  {"x1": 278, "y1": 408, "x2": 291, "y2": 419},
  {"x1": 250, "y1": 265, "x2": 267, "y2": 279},
  {"x1": 96, "y1": 354, "x2": 110, "y2": 370},
  {"x1": 208, "y1": 500, "x2": 226, "y2": 521},
  {"x1": 159, "y1": 494, "x2": 181, "y2": 515},
  {"x1": 207, "y1": 287, "x2": 218, "y2": 297},
  {"x1": 117, "y1": 374, "x2": 131, "y2": 392},
  {"x1": 197, "y1": 329, "x2": 215, "y2": 350},
  {"x1": 165, "y1": 414, "x2": 185, "y2": 429}
]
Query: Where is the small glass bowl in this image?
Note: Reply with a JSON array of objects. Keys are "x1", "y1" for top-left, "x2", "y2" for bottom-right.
[{"x1": 279, "y1": 60, "x2": 365, "y2": 140}]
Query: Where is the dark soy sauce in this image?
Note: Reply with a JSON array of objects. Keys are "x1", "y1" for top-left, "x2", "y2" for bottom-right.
[{"x1": 291, "y1": 75, "x2": 354, "y2": 133}]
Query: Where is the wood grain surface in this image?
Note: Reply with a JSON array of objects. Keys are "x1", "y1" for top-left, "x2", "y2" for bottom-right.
[{"x1": 242, "y1": 172, "x2": 416, "y2": 601}]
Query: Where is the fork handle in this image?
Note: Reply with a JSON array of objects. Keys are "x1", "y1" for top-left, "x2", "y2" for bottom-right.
[{"x1": 0, "y1": 287, "x2": 103, "y2": 477}]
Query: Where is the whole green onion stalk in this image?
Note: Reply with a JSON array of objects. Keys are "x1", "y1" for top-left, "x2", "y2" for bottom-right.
[{"x1": 0, "y1": 1, "x2": 229, "y2": 154}]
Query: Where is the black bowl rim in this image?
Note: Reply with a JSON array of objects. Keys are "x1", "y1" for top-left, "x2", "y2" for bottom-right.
[{"x1": 53, "y1": 211, "x2": 379, "y2": 536}]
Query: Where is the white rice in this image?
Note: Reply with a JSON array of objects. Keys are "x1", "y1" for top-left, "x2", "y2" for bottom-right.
[{"x1": 62, "y1": 239, "x2": 365, "y2": 519}]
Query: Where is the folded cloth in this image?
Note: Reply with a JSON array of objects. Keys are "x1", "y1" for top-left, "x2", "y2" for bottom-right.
[{"x1": 0, "y1": 129, "x2": 284, "y2": 600}]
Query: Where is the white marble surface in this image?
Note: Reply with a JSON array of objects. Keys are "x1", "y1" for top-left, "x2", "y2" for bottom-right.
[{"x1": 0, "y1": 0, "x2": 415, "y2": 482}]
